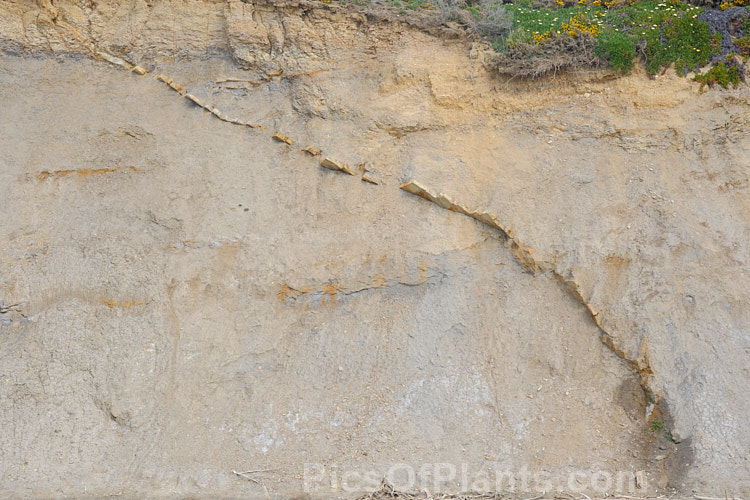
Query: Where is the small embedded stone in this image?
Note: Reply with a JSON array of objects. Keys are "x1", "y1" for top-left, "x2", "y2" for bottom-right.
[
  {"x1": 185, "y1": 94, "x2": 202, "y2": 106},
  {"x1": 635, "y1": 470, "x2": 645, "y2": 489},
  {"x1": 360, "y1": 162, "x2": 378, "y2": 184},
  {"x1": 320, "y1": 158, "x2": 354, "y2": 175},
  {"x1": 362, "y1": 172, "x2": 378, "y2": 184},
  {"x1": 272, "y1": 132, "x2": 294, "y2": 145}
]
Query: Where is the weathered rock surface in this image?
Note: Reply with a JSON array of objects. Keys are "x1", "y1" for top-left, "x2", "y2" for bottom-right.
[
  {"x1": 321, "y1": 157, "x2": 355, "y2": 175},
  {"x1": 1, "y1": 0, "x2": 749, "y2": 498}
]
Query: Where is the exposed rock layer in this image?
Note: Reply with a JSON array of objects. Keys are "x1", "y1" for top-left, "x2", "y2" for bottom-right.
[{"x1": 1, "y1": 0, "x2": 749, "y2": 498}]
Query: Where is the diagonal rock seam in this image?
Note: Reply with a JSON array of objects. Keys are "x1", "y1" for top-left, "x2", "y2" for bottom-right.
[
  {"x1": 43, "y1": 10, "x2": 367, "y2": 181},
  {"x1": 42, "y1": 4, "x2": 660, "y2": 422},
  {"x1": 399, "y1": 180, "x2": 658, "y2": 409}
]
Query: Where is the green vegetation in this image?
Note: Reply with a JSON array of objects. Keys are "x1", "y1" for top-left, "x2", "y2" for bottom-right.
[
  {"x1": 647, "y1": 418, "x2": 677, "y2": 442},
  {"x1": 498, "y1": 0, "x2": 715, "y2": 76},
  {"x1": 445, "y1": 0, "x2": 747, "y2": 82},
  {"x1": 736, "y1": 16, "x2": 750, "y2": 56},
  {"x1": 327, "y1": 0, "x2": 750, "y2": 83},
  {"x1": 650, "y1": 418, "x2": 666, "y2": 433},
  {"x1": 693, "y1": 59, "x2": 742, "y2": 87},
  {"x1": 595, "y1": 29, "x2": 636, "y2": 72},
  {"x1": 465, "y1": 4, "x2": 482, "y2": 18},
  {"x1": 389, "y1": 0, "x2": 435, "y2": 11}
]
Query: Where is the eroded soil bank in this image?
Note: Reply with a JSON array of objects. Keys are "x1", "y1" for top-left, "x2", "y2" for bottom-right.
[{"x1": 1, "y1": 1, "x2": 749, "y2": 498}]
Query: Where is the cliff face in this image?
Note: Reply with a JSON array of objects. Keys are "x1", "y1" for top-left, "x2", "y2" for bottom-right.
[{"x1": 1, "y1": 1, "x2": 749, "y2": 498}]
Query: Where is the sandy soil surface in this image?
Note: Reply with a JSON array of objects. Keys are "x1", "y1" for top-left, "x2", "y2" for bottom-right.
[{"x1": 0, "y1": 1, "x2": 749, "y2": 498}]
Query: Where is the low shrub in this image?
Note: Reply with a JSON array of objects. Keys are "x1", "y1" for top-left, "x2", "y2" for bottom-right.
[
  {"x1": 643, "y1": 10, "x2": 713, "y2": 74},
  {"x1": 693, "y1": 58, "x2": 743, "y2": 87},
  {"x1": 476, "y1": 0, "x2": 515, "y2": 40},
  {"x1": 496, "y1": 0, "x2": 718, "y2": 75},
  {"x1": 430, "y1": 0, "x2": 748, "y2": 81},
  {"x1": 595, "y1": 29, "x2": 636, "y2": 72},
  {"x1": 434, "y1": 0, "x2": 472, "y2": 24},
  {"x1": 737, "y1": 35, "x2": 750, "y2": 55},
  {"x1": 493, "y1": 31, "x2": 601, "y2": 76}
]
